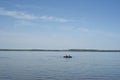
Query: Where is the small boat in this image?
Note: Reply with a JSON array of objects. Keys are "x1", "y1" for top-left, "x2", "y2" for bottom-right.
[{"x1": 63, "y1": 55, "x2": 72, "y2": 58}]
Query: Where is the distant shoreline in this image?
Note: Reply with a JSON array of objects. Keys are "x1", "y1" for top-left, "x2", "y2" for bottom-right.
[{"x1": 0, "y1": 49, "x2": 120, "y2": 52}]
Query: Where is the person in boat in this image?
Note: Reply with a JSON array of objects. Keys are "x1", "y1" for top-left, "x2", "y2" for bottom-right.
[{"x1": 63, "y1": 55, "x2": 72, "y2": 58}]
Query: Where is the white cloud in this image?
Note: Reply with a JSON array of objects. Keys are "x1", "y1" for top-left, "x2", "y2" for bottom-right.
[
  {"x1": 0, "y1": 8, "x2": 37, "y2": 20},
  {"x1": 0, "y1": 7, "x2": 70, "y2": 23},
  {"x1": 62, "y1": 26, "x2": 89, "y2": 32},
  {"x1": 39, "y1": 16, "x2": 69, "y2": 23}
]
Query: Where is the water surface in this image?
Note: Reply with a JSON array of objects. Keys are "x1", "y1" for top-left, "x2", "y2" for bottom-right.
[{"x1": 0, "y1": 51, "x2": 120, "y2": 80}]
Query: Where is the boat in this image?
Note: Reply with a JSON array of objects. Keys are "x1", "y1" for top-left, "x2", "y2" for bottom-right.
[{"x1": 63, "y1": 55, "x2": 72, "y2": 58}]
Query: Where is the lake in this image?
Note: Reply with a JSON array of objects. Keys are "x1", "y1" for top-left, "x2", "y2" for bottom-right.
[{"x1": 0, "y1": 51, "x2": 120, "y2": 80}]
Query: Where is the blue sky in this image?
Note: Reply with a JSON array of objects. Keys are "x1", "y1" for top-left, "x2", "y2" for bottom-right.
[{"x1": 0, "y1": 0, "x2": 120, "y2": 49}]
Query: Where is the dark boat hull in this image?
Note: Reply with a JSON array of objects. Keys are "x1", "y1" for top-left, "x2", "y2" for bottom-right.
[{"x1": 63, "y1": 56, "x2": 72, "y2": 58}]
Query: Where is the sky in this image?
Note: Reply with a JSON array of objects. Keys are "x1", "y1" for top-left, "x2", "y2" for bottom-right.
[{"x1": 0, "y1": 0, "x2": 120, "y2": 49}]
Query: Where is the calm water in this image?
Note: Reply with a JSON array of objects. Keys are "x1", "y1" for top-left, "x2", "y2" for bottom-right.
[{"x1": 0, "y1": 51, "x2": 120, "y2": 80}]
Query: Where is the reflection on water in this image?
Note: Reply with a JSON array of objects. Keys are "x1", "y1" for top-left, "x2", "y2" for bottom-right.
[{"x1": 0, "y1": 51, "x2": 120, "y2": 80}]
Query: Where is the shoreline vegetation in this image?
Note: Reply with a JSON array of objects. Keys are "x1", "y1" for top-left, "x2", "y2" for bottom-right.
[{"x1": 0, "y1": 49, "x2": 120, "y2": 52}]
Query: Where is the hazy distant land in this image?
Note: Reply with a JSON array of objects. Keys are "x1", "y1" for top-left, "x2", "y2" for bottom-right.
[{"x1": 0, "y1": 49, "x2": 120, "y2": 52}]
